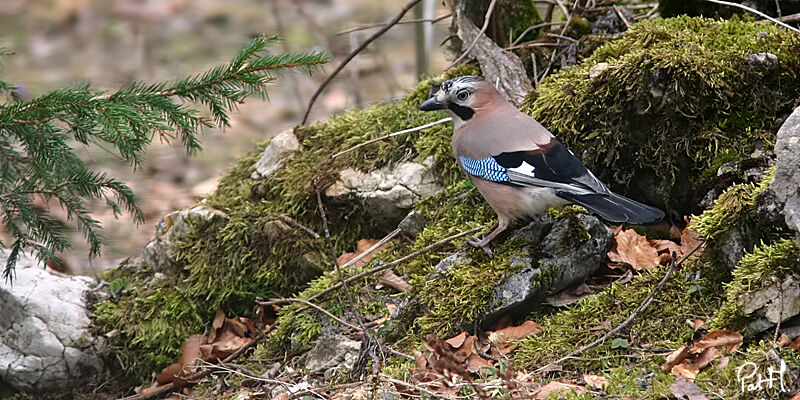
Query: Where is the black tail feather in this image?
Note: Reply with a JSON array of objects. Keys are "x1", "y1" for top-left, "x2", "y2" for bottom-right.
[{"x1": 556, "y1": 191, "x2": 664, "y2": 224}]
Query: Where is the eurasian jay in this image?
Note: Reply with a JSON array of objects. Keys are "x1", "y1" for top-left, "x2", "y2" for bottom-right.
[{"x1": 419, "y1": 75, "x2": 664, "y2": 256}]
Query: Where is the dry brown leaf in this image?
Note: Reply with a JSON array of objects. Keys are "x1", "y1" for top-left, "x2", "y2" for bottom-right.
[
  {"x1": 693, "y1": 319, "x2": 705, "y2": 331},
  {"x1": 445, "y1": 332, "x2": 468, "y2": 349},
  {"x1": 545, "y1": 284, "x2": 595, "y2": 306},
  {"x1": 690, "y1": 330, "x2": 743, "y2": 354},
  {"x1": 779, "y1": 333, "x2": 793, "y2": 347},
  {"x1": 607, "y1": 228, "x2": 660, "y2": 271},
  {"x1": 651, "y1": 239, "x2": 681, "y2": 255},
  {"x1": 672, "y1": 363, "x2": 700, "y2": 381},
  {"x1": 493, "y1": 320, "x2": 544, "y2": 341},
  {"x1": 790, "y1": 336, "x2": 800, "y2": 351},
  {"x1": 378, "y1": 269, "x2": 411, "y2": 292},
  {"x1": 466, "y1": 353, "x2": 492, "y2": 373},
  {"x1": 535, "y1": 381, "x2": 585, "y2": 399},
  {"x1": 209, "y1": 310, "x2": 225, "y2": 343},
  {"x1": 199, "y1": 329, "x2": 250, "y2": 361},
  {"x1": 669, "y1": 377, "x2": 709, "y2": 400},
  {"x1": 679, "y1": 227, "x2": 703, "y2": 257},
  {"x1": 661, "y1": 346, "x2": 690, "y2": 374},
  {"x1": 583, "y1": 373, "x2": 608, "y2": 390},
  {"x1": 156, "y1": 334, "x2": 205, "y2": 386},
  {"x1": 669, "y1": 224, "x2": 683, "y2": 240},
  {"x1": 337, "y1": 238, "x2": 393, "y2": 268},
  {"x1": 693, "y1": 346, "x2": 722, "y2": 370},
  {"x1": 413, "y1": 349, "x2": 427, "y2": 370}
]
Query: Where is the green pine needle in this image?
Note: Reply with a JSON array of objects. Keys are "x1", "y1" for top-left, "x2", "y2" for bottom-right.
[{"x1": 0, "y1": 34, "x2": 328, "y2": 281}]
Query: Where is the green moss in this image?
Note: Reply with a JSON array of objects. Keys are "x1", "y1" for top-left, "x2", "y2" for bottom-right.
[
  {"x1": 692, "y1": 166, "x2": 774, "y2": 241},
  {"x1": 514, "y1": 260, "x2": 726, "y2": 371},
  {"x1": 521, "y1": 16, "x2": 800, "y2": 216},
  {"x1": 713, "y1": 238, "x2": 800, "y2": 331},
  {"x1": 91, "y1": 64, "x2": 480, "y2": 382}
]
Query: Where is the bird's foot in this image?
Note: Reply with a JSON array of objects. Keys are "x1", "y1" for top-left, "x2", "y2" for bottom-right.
[{"x1": 466, "y1": 236, "x2": 494, "y2": 258}]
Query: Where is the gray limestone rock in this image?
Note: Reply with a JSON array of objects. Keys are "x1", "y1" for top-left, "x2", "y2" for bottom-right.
[
  {"x1": 0, "y1": 254, "x2": 105, "y2": 393},
  {"x1": 251, "y1": 129, "x2": 302, "y2": 180},
  {"x1": 142, "y1": 204, "x2": 226, "y2": 275},
  {"x1": 739, "y1": 274, "x2": 800, "y2": 335},
  {"x1": 324, "y1": 158, "x2": 444, "y2": 222},
  {"x1": 768, "y1": 105, "x2": 800, "y2": 245},
  {"x1": 303, "y1": 335, "x2": 361, "y2": 378},
  {"x1": 483, "y1": 214, "x2": 614, "y2": 324}
]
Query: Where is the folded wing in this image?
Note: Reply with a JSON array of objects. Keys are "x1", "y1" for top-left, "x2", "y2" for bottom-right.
[{"x1": 459, "y1": 140, "x2": 664, "y2": 224}]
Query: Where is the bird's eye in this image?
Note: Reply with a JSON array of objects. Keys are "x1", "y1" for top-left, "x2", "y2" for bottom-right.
[{"x1": 456, "y1": 90, "x2": 469, "y2": 101}]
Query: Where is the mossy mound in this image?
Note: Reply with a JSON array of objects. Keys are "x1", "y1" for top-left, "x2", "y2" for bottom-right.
[
  {"x1": 91, "y1": 65, "x2": 479, "y2": 382},
  {"x1": 521, "y1": 16, "x2": 800, "y2": 217}
]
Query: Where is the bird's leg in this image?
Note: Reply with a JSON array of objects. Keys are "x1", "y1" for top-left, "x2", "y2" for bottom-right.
[{"x1": 467, "y1": 217, "x2": 511, "y2": 258}]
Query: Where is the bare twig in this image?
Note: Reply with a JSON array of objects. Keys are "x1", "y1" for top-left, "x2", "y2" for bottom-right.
[
  {"x1": 446, "y1": 0, "x2": 498, "y2": 69},
  {"x1": 775, "y1": 0, "x2": 783, "y2": 18},
  {"x1": 535, "y1": 241, "x2": 705, "y2": 373},
  {"x1": 612, "y1": 5, "x2": 630, "y2": 29},
  {"x1": 779, "y1": 12, "x2": 800, "y2": 23},
  {"x1": 280, "y1": 215, "x2": 320, "y2": 239},
  {"x1": 337, "y1": 13, "x2": 452, "y2": 35},
  {"x1": 704, "y1": 0, "x2": 800, "y2": 34},
  {"x1": 314, "y1": 181, "x2": 376, "y2": 377},
  {"x1": 118, "y1": 324, "x2": 275, "y2": 400},
  {"x1": 510, "y1": 22, "x2": 565, "y2": 47},
  {"x1": 308, "y1": 225, "x2": 484, "y2": 302},
  {"x1": 340, "y1": 228, "x2": 401, "y2": 269},
  {"x1": 257, "y1": 297, "x2": 361, "y2": 331},
  {"x1": 331, "y1": 117, "x2": 452, "y2": 159},
  {"x1": 301, "y1": 0, "x2": 423, "y2": 124}
]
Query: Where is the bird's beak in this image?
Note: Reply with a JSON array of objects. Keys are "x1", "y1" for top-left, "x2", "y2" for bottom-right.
[{"x1": 419, "y1": 97, "x2": 448, "y2": 111}]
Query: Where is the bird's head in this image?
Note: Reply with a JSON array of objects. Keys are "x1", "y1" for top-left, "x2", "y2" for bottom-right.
[{"x1": 419, "y1": 75, "x2": 501, "y2": 127}]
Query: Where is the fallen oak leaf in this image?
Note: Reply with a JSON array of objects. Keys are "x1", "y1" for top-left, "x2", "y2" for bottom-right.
[
  {"x1": 445, "y1": 332, "x2": 468, "y2": 348},
  {"x1": 157, "y1": 334, "x2": 205, "y2": 387},
  {"x1": 378, "y1": 269, "x2": 411, "y2": 292},
  {"x1": 661, "y1": 346, "x2": 690, "y2": 374},
  {"x1": 583, "y1": 373, "x2": 608, "y2": 390},
  {"x1": 607, "y1": 228, "x2": 660, "y2": 271},
  {"x1": 535, "y1": 381, "x2": 585, "y2": 399},
  {"x1": 672, "y1": 363, "x2": 701, "y2": 381},
  {"x1": 690, "y1": 330, "x2": 743, "y2": 354}
]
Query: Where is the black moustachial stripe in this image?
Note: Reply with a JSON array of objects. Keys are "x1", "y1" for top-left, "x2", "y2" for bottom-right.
[{"x1": 449, "y1": 103, "x2": 474, "y2": 120}]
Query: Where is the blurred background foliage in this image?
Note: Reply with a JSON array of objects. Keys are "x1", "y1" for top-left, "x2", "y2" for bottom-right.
[{"x1": 0, "y1": 0, "x2": 452, "y2": 274}]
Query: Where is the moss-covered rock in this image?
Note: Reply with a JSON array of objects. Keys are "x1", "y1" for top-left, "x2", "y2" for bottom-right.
[
  {"x1": 522, "y1": 16, "x2": 800, "y2": 217},
  {"x1": 91, "y1": 64, "x2": 479, "y2": 382}
]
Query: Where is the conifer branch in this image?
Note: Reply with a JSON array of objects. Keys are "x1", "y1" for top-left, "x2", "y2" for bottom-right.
[{"x1": 0, "y1": 35, "x2": 328, "y2": 281}]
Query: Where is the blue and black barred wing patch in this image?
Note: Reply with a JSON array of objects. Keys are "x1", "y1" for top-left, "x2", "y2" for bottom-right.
[{"x1": 459, "y1": 156, "x2": 510, "y2": 182}]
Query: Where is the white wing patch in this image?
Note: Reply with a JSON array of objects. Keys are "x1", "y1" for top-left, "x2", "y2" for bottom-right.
[{"x1": 508, "y1": 161, "x2": 536, "y2": 178}]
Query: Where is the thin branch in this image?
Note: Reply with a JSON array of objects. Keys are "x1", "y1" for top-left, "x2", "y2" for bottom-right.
[
  {"x1": 612, "y1": 5, "x2": 630, "y2": 29},
  {"x1": 446, "y1": 0, "x2": 499, "y2": 69},
  {"x1": 779, "y1": 11, "x2": 800, "y2": 23},
  {"x1": 510, "y1": 22, "x2": 566, "y2": 47},
  {"x1": 704, "y1": 0, "x2": 800, "y2": 34},
  {"x1": 308, "y1": 225, "x2": 485, "y2": 302},
  {"x1": 331, "y1": 117, "x2": 452, "y2": 159},
  {"x1": 535, "y1": 241, "x2": 705, "y2": 373},
  {"x1": 337, "y1": 14, "x2": 452, "y2": 35},
  {"x1": 301, "y1": 0, "x2": 423, "y2": 124},
  {"x1": 279, "y1": 215, "x2": 320, "y2": 239},
  {"x1": 340, "y1": 228, "x2": 401, "y2": 269},
  {"x1": 257, "y1": 297, "x2": 361, "y2": 331},
  {"x1": 118, "y1": 324, "x2": 276, "y2": 400}
]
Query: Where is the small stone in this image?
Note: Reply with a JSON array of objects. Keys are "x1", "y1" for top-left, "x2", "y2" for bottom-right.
[
  {"x1": 325, "y1": 158, "x2": 444, "y2": 222},
  {"x1": 251, "y1": 129, "x2": 302, "y2": 180},
  {"x1": 143, "y1": 205, "x2": 226, "y2": 275},
  {"x1": 398, "y1": 210, "x2": 427, "y2": 236},
  {"x1": 304, "y1": 335, "x2": 361, "y2": 374},
  {"x1": 589, "y1": 62, "x2": 610, "y2": 80},
  {"x1": 747, "y1": 52, "x2": 779, "y2": 73}
]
